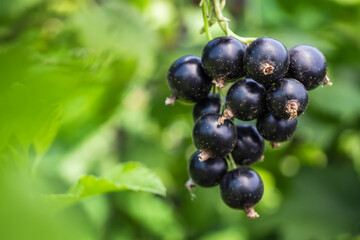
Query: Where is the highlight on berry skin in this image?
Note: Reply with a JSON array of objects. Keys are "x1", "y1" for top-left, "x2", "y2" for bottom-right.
[{"x1": 166, "y1": 55, "x2": 212, "y2": 105}]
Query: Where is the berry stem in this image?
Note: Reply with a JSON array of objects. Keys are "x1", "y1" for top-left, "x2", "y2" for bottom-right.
[
  {"x1": 200, "y1": 0, "x2": 213, "y2": 41},
  {"x1": 227, "y1": 154, "x2": 237, "y2": 170},
  {"x1": 211, "y1": 0, "x2": 256, "y2": 44},
  {"x1": 217, "y1": 87, "x2": 226, "y2": 113}
]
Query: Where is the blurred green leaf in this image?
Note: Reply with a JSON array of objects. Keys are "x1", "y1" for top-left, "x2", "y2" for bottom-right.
[
  {"x1": 199, "y1": 227, "x2": 247, "y2": 240},
  {"x1": 48, "y1": 162, "x2": 166, "y2": 206},
  {"x1": 309, "y1": 82, "x2": 360, "y2": 121},
  {"x1": 0, "y1": 0, "x2": 41, "y2": 21},
  {"x1": 33, "y1": 104, "x2": 63, "y2": 156},
  {"x1": 119, "y1": 193, "x2": 184, "y2": 240},
  {"x1": 250, "y1": 165, "x2": 360, "y2": 240},
  {"x1": 69, "y1": 1, "x2": 157, "y2": 58}
]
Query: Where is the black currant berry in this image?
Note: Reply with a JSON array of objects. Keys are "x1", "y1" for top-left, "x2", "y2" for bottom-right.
[
  {"x1": 266, "y1": 78, "x2": 308, "y2": 120},
  {"x1": 193, "y1": 113, "x2": 237, "y2": 161},
  {"x1": 220, "y1": 167, "x2": 264, "y2": 218},
  {"x1": 192, "y1": 93, "x2": 222, "y2": 122},
  {"x1": 224, "y1": 78, "x2": 266, "y2": 121},
  {"x1": 256, "y1": 112, "x2": 297, "y2": 146},
  {"x1": 244, "y1": 37, "x2": 289, "y2": 87},
  {"x1": 288, "y1": 45, "x2": 330, "y2": 90},
  {"x1": 188, "y1": 151, "x2": 228, "y2": 187},
  {"x1": 232, "y1": 124, "x2": 265, "y2": 166},
  {"x1": 202, "y1": 37, "x2": 246, "y2": 87},
  {"x1": 167, "y1": 55, "x2": 212, "y2": 104}
]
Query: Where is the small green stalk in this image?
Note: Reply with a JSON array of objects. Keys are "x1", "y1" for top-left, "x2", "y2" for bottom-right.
[
  {"x1": 200, "y1": 0, "x2": 213, "y2": 41},
  {"x1": 212, "y1": 0, "x2": 256, "y2": 44},
  {"x1": 217, "y1": 87, "x2": 225, "y2": 113},
  {"x1": 227, "y1": 154, "x2": 237, "y2": 170}
]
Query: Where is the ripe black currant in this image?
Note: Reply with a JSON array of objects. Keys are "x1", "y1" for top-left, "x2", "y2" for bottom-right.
[
  {"x1": 244, "y1": 37, "x2": 289, "y2": 87},
  {"x1": 193, "y1": 113, "x2": 237, "y2": 161},
  {"x1": 192, "y1": 93, "x2": 222, "y2": 122},
  {"x1": 202, "y1": 36, "x2": 246, "y2": 87},
  {"x1": 266, "y1": 78, "x2": 308, "y2": 120},
  {"x1": 288, "y1": 45, "x2": 329, "y2": 90},
  {"x1": 224, "y1": 78, "x2": 266, "y2": 121},
  {"x1": 167, "y1": 55, "x2": 212, "y2": 104},
  {"x1": 232, "y1": 124, "x2": 265, "y2": 166},
  {"x1": 188, "y1": 151, "x2": 228, "y2": 187},
  {"x1": 256, "y1": 112, "x2": 297, "y2": 147},
  {"x1": 220, "y1": 167, "x2": 264, "y2": 218}
]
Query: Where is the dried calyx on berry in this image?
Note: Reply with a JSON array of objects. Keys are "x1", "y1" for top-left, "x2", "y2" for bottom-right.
[
  {"x1": 288, "y1": 45, "x2": 331, "y2": 90},
  {"x1": 220, "y1": 167, "x2": 264, "y2": 218},
  {"x1": 256, "y1": 112, "x2": 298, "y2": 147},
  {"x1": 218, "y1": 78, "x2": 266, "y2": 125},
  {"x1": 193, "y1": 113, "x2": 237, "y2": 161},
  {"x1": 202, "y1": 36, "x2": 246, "y2": 88},
  {"x1": 188, "y1": 151, "x2": 228, "y2": 188},
  {"x1": 266, "y1": 78, "x2": 308, "y2": 120},
  {"x1": 244, "y1": 37, "x2": 289, "y2": 88}
]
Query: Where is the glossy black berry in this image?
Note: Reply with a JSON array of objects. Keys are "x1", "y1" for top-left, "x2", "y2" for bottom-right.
[
  {"x1": 188, "y1": 151, "x2": 228, "y2": 187},
  {"x1": 288, "y1": 45, "x2": 327, "y2": 90},
  {"x1": 220, "y1": 167, "x2": 264, "y2": 218},
  {"x1": 192, "y1": 94, "x2": 221, "y2": 122},
  {"x1": 202, "y1": 37, "x2": 246, "y2": 82},
  {"x1": 244, "y1": 37, "x2": 289, "y2": 87},
  {"x1": 266, "y1": 78, "x2": 308, "y2": 120},
  {"x1": 232, "y1": 124, "x2": 265, "y2": 166},
  {"x1": 193, "y1": 113, "x2": 237, "y2": 160},
  {"x1": 167, "y1": 55, "x2": 212, "y2": 102},
  {"x1": 226, "y1": 78, "x2": 266, "y2": 121},
  {"x1": 256, "y1": 112, "x2": 297, "y2": 143}
]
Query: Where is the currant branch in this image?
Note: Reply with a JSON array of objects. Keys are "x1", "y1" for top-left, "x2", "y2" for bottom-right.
[
  {"x1": 200, "y1": 0, "x2": 213, "y2": 41},
  {"x1": 200, "y1": 0, "x2": 256, "y2": 44}
]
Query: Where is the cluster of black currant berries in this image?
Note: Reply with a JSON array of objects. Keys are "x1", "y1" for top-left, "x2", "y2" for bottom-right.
[{"x1": 166, "y1": 36, "x2": 330, "y2": 218}]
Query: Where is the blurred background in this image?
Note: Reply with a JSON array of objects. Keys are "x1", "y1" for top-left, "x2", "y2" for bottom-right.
[{"x1": 0, "y1": 0, "x2": 360, "y2": 239}]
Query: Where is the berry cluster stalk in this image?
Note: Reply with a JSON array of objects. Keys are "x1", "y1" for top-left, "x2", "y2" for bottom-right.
[
  {"x1": 201, "y1": 0, "x2": 213, "y2": 41},
  {"x1": 200, "y1": 0, "x2": 256, "y2": 44}
]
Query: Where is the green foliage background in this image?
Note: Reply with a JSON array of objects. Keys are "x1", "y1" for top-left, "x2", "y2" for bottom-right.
[{"x1": 0, "y1": 0, "x2": 359, "y2": 239}]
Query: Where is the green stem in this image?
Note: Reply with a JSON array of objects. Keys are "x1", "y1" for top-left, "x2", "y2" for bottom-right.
[
  {"x1": 228, "y1": 154, "x2": 237, "y2": 170},
  {"x1": 212, "y1": 84, "x2": 216, "y2": 96},
  {"x1": 201, "y1": 0, "x2": 213, "y2": 41},
  {"x1": 212, "y1": 0, "x2": 256, "y2": 44},
  {"x1": 217, "y1": 87, "x2": 225, "y2": 113}
]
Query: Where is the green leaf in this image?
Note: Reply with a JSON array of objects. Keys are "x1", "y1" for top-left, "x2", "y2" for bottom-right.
[
  {"x1": 309, "y1": 81, "x2": 360, "y2": 121},
  {"x1": 0, "y1": 0, "x2": 42, "y2": 20},
  {"x1": 69, "y1": 1, "x2": 157, "y2": 58},
  {"x1": 119, "y1": 193, "x2": 185, "y2": 240},
  {"x1": 48, "y1": 162, "x2": 166, "y2": 206},
  {"x1": 33, "y1": 105, "x2": 63, "y2": 156}
]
